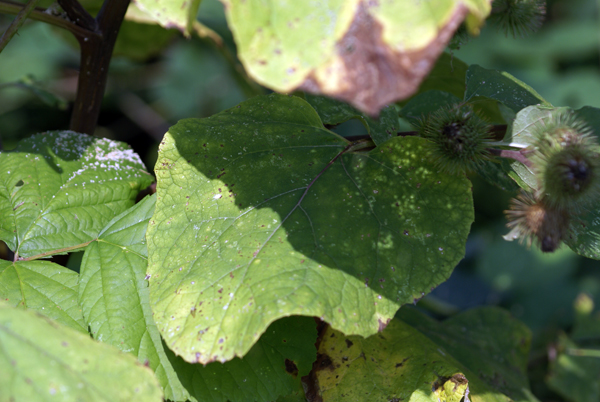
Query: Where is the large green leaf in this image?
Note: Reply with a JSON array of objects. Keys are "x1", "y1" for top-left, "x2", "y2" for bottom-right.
[
  {"x1": 0, "y1": 131, "x2": 153, "y2": 259},
  {"x1": 0, "y1": 260, "x2": 85, "y2": 333},
  {"x1": 147, "y1": 94, "x2": 474, "y2": 364},
  {"x1": 304, "y1": 94, "x2": 399, "y2": 145},
  {"x1": 0, "y1": 302, "x2": 162, "y2": 402},
  {"x1": 167, "y1": 316, "x2": 317, "y2": 402},
  {"x1": 306, "y1": 308, "x2": 531, "y2": 402},
  {"x1": 79, "y1": 194, "x2": 191, "y2": 401},
  {"x1": 223, "y1": 0, "x2": 490, "y2": 114},
  {"x1": 464, "y1": 65, "x2": 550, "y2": 113},
  {"x1": 80, "y1": 195, "x2": 317, "y2": 402}
]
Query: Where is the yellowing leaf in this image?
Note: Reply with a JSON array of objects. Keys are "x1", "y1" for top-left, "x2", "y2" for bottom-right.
[{"x1": 223, "y1": 0, "x2": 492, "y2": 115}]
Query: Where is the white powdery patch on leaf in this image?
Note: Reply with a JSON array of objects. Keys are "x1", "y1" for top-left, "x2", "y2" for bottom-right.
[{"x1": 36, "y1": 132, "x2": 151, "y2": 185}]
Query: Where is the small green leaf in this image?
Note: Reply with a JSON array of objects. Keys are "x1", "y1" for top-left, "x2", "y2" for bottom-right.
[
  {"x1": 0, "y1": 131, "x2": 153, "y2": 259},
  {"x1": 304, "y1": 94, "x2": 399, "y2": 145},
  {"x1": 0, "y1": 260, "x2": 85, "y2": 333},
  {"x1": 506, "y1": 105, "x2": 570, "y2": 147},
  {"x1": 465, "y1": 65, "x2": 550, "y2": 113},
  {"x1": 308, "y1": 309, "x2": 529, "y2": 402},
  {"x1": 223, "y1": 0, "x2": 490, "y2": 114},
  {"x1": 0, "y1": 302, "x2": 162, "y2": 402},
  {"x1": 147, "y1": 94, "x2": 473, "y2": 364}
]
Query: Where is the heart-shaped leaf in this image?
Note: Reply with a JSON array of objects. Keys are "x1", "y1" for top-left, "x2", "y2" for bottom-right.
[{"x1": 147, "y1": 94, "x2": 473, "y2": 363}]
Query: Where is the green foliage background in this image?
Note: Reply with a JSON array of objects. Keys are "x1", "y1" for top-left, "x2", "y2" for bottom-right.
[{"x1": 1, "y1": 0, "x2": 600, "y2": 400}]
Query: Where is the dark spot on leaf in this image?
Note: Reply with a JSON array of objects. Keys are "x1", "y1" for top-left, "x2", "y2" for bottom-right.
[
  {"x1": 285, "y1": 358, "x2": 299, "y2": 377},
  {"x1": 15, "y1": 180, "x2": 24, "y2": 187},
  {"x1": 395, "y1": 357, "x2": 409, "y2": 368},
  {"x1": 432, "y1": 373, "x2": 468, "y2": 393},
  {"x1": 345, "y1": 339, "x2": 353, "y2": 348}
]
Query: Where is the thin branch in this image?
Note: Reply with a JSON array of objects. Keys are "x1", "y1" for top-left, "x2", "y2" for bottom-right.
[
  {"x1": 0, "y1": 0, "x2": 41, "y2": 53},
  {"x1": 0, "y1": 0, "x2": 98, "y2": 39},
  {"x1": 488, "y1": 148, "x2": 532, "y2": 167},
  {"x1": 57, "y1": 0, "x2": 97, "y2": 31}
]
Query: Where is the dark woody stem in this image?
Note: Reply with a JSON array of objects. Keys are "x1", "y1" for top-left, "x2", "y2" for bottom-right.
[{"x1": 68, "y1": 0, "x2": 130, "y2": 134}]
